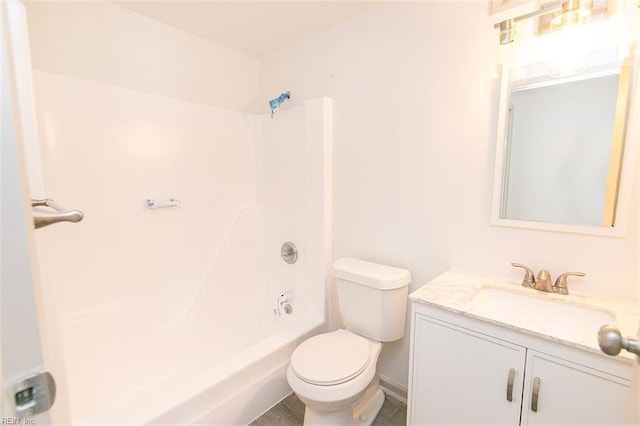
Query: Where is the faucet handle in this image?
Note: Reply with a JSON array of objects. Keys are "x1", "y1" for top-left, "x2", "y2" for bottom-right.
[
  {"x1": 511, "y1": 263, "x2": 535, "y2": 288},
  {"x1": 554, "y1": 271, "x2": 585, "y2": 295}
]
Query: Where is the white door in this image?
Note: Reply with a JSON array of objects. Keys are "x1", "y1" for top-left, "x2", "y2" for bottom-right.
[{"x1": 1, "y1": 1, "x2": 71, "y2": 423}]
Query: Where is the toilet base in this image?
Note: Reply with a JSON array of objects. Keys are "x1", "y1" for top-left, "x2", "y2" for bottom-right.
[
  {"x1": 302, "y1": 380, "x2": 385, "y2": 426},
  {"x1": 353, "y1": 384, "x2": 385, "y2": 426}
]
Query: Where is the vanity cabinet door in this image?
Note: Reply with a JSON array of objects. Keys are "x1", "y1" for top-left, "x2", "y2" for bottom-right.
[
  {"x1": 409, "y1": 314, "x2": 526, "y2": 426},
  {"x1": 520, "y1": 350, "x2": 631, "y2": 426}
]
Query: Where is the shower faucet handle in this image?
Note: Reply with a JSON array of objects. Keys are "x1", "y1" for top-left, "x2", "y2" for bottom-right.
[
  {"x1": 511, "y1": 263, "x2": 536, "y2": 288},
  {"x1": 280, "y1": 241, "x2": 298, "y2": 264}
]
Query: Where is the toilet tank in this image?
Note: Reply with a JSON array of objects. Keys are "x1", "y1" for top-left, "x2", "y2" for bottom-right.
[{"x1": 332, "y1": 258, "x2": 411, "y2": 342}]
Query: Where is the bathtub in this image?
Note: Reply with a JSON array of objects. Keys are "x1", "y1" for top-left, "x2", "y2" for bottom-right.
[
  {"x1": 145, "y1": 317, "x2": 325, "y2": 425},
  {"x1": 59, "y1": 302, "x2": 324, "y2": 424},
  {"x1": 57, "y1": 199, "x2": 328, "y2": 425}
]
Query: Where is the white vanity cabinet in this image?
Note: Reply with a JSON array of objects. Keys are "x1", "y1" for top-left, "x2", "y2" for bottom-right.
[
  {"x1": 409, "y1": 313, "x2": 526, "y2": 425},
  {"x1": 408, "y1": 303, "x2": 633, "y2": 426},
  {"x1": 520, "y1": 350, "x2": 630, "y2": 426}
]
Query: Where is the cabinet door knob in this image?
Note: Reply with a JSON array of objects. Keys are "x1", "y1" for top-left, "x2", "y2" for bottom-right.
[
  {"x1": 506, "y1": 368, "x2": 516, "y2": 402},
  {"x1": 531, "y1": 377, "x2": 541, "y2": 412}
]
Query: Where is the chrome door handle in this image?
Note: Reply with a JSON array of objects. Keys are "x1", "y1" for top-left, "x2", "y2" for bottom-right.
[
  {"x1": 506, "y1": 368, "x2": 516, "y2": 402},
  {"x1": 31, "y1": 198, "x2": 84, "y2": 229},
  {"x1": 531, "y1": 376, "x2": 540, "y2": 412},
  {"x1": 598, "y1": 324, "x2": 640, "y2": 357}
]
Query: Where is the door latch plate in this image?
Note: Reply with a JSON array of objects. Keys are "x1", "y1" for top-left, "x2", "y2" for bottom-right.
[{"x1": 12, "y1": 371, "x2": 56, "y2": 417}]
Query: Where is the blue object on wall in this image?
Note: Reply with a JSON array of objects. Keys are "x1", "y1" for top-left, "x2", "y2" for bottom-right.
[{"x1": 269, "y1": 91, "x2": 291, "y2": 118}]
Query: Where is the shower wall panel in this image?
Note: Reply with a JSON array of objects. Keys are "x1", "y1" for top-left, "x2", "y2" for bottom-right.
[{"x1": 32, "y1": 70, "x2": 259, "y2": 327}]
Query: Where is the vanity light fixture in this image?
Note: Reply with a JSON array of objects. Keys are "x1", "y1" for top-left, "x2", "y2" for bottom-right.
[
  {"x1": 550, "y1": 0, "x2": 593, "y2": 30},
  {"x1": 495, "y1": 0, "x2": 595, "y2": 44},
  {"x1": 498, "y1": 18, "x2": 515, "y2": 44}
]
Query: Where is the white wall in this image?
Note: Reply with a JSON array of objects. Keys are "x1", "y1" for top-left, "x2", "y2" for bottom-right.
[
  {"x1": 23, "y1": 1, "x2": 260, "y2": 112},
  {"x1": 260, "y1": 2, "x2": 639, "y2": 389}
]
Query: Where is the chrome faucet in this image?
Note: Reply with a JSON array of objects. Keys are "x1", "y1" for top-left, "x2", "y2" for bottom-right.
[
  {"x1": 511, "y1": 263, "x2": 585, "y2": 295},
  {"x1": 533, "y1": 269, "x2": 554, "y2": 292}
]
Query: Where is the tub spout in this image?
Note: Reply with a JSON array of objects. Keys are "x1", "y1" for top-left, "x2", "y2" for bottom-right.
[{"x1": 274, "y1": 292, "x2": 292, "y2": 316}]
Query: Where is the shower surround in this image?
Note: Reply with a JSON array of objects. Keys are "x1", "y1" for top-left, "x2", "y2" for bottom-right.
[{"x1": 31, "y1": 69, "x2": 331, "y2": 424}]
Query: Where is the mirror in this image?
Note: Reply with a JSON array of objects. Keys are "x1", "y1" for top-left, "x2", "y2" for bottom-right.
[{"x1": 491, "y1": 51, "x2": 637, "y2": 236}]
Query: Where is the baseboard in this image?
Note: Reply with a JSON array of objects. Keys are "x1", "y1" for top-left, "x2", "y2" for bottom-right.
[{"x1": 379, "y1": 375, "x2": 408, "y2": 404}]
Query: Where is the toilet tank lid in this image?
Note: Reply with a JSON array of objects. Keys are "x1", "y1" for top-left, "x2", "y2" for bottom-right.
[{"x1": 332, "y1": 258, "x2": 411, "y2": 290}]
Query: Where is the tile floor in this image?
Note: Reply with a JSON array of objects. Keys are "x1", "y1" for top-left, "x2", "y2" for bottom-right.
[{"x1": 250, "y1": 392, "x2": 407, "y2": 426}]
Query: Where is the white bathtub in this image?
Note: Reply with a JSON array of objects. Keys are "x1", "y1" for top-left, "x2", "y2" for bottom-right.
[
  {"x1": 60, "y1": 301, "x2": 324, "y2": 425},
  {"x1": 145, "y1": 317, "x2": 324, "y2": 425}
]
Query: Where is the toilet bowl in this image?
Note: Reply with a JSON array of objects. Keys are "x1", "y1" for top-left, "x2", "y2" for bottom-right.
[
  {"x1": 286, "y1": 258, "x2": 411, "y2": 426},
  {"x1": 287, "y1": 329, "x2": 384, "y2": 425}
]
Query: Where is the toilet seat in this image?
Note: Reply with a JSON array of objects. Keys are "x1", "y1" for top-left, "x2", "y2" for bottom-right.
[{"x1": 290, "y1": 330, "x2": 371, "y2": 386}]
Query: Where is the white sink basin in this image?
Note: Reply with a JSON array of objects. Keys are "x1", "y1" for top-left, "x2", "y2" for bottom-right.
[{"x1": 470, "y1": 287, "x2": 616, "y2": 343}]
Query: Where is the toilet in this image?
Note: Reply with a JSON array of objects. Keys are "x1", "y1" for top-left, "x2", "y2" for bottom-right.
[{"x1": 287, "y1": 257, "x2": 411, "y2": 425}]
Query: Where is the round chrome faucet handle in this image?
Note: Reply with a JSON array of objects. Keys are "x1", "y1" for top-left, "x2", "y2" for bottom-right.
[{"x1": 511, "y1": 263, "x2": 535, "y2": 288}]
